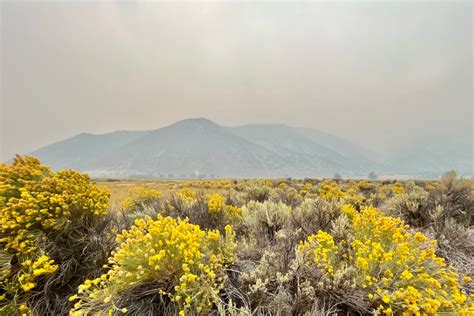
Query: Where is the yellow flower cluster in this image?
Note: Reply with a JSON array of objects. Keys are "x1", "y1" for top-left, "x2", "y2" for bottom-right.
[
  {"x1": 70, "y1": 215, "x2": 236, "y2": 315},
  {"x1": 207, "y1": 193, "x2": 227, "y2": 213},
  {"x1": 207, "y1": 193, "x2": 242, "y2": 221},
  {"x1": 177, "y1": 188, "x2": 198, "y2": 206},
  {"x1": 299, "y1": 182, "x2": 315, "y2": 197},
  {"x1": 314, "y1": 180, "x2": 368, "y2": 207},
  {"x1": 303, "y1": 231, "x2": 339, "y2": 275},
  {"x1": 0, "y1": 156, "x2": 110, "y2": 312},
  {"x1": 18, "y1": 255, "x2": 58, "y2": 292},
  {"x1": 318, "y1": 182, "x2": 346, "y2": 200},
  {"x1": 299, "y1": 205, "x2": 473, "y2": 315},
  {"x1": 391, "y1": 184, "x2": 406, "y2": 195},
  {"x1": 120, "y1": 187, "x2": 163, "y2": 211},
  {"x1": 0, "y1": 157, "x2": 109, "y2": 255}
]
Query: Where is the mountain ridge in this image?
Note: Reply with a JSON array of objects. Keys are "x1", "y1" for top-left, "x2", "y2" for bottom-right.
[{"x1": 25, "y1": 118, "x2": 471, "y2": 179}]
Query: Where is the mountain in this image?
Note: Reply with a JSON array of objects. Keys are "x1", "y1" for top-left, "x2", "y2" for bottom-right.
[
  {"x1": 27, "y1": 118, "x2": 375, "y2": 178},
  {"x1": 227, "y1": 124, "x2": 374, "y2": 171},
  {"x1": 28, "y1": 130, "x2": 149, "y2": 171}
]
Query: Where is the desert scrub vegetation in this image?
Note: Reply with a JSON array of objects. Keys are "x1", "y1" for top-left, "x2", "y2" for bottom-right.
[
  {"x1": 0, "y1": 156, "x2": 115, "y2": 315},
  {"x1": 1, "y1": 156, "x2": 473, "y2": 315},
  {"x1": 120, "y1": 187, "x2": 163, "y2": 214},
  {"x1": 158, "y1": 189, "x2": 243, "y2": 232},
  {"x1": 234, "y1": 199, "x2": 472, "y2": 314},
  {"x1": 69, "y1": 215, "x2": 237, "y2": 315},
  {"x1": 384, "y1": 172, "x2": 474, "y2": 294},
  {"x1": 298, "y1": 205, "x2": 471, "y2": 314}
]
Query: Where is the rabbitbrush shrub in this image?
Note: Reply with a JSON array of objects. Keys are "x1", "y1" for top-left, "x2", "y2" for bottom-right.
[
  {"x1": 120, "y1": 187, "x2": 163, "y2": 215},
  {"x1": 70, "y1": 215, "x2": 237, "y2": 315},
  {"x1": 385, "y1": 172, "x2": 474, "y2": 293},
  {"x1": 298, "y1": 205, "x2": 473, "y2": 315},
  {"x1": 0, "y1": 156, "x2": 113, "y2": 315},
  {"x1": 162, "y1": 189, "x2": 242, "y2": 232}
]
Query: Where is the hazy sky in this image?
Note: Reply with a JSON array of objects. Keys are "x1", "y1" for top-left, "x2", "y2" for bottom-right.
[{"x1": 1, "y1": 1, "x2": 472, "y2": 161}]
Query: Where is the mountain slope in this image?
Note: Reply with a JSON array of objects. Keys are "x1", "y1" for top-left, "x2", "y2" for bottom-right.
[
  {"x1": 90, "y1": 118, "x2": 294, "y2": 178},
  {"x1": 226, "y1": 124, "x2": 373, "y2": 172},
  {"x1": 28, "y1": 130, "x2": 148, "y2": 171},
  {"x1": 296, "y1": 128, "x2": 377, "y2": 169},
  {"x1": 27, "y1": 118, "x2": 372, "y2": 178}
]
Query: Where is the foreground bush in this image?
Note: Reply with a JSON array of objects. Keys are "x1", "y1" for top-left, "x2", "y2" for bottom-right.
[
  {"x1": 0, "y1": 156, "x2": 112, "y2": 315},
  {"x1": 237, "y1": 199, "x2": 349, "y2": 314},
  {"x1": 385, "y1": 172, "x2": 474, "y2": 293},
  {"x1": 70, "y1": 215, "x2": 237, "y2": 315},
  {"x1": 235, "y1": 198, "x2": 472, "y2": 314},
  {"x1": 298, "y1": 205, "x2": 473, "y2": 315}
]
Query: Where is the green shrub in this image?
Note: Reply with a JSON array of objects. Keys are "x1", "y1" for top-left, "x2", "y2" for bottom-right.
[
  {"x1": 241, "y1": 201, "x2": 290, "y2": 249},
  {"x1": 242, "y1": 182, "x2": 273, "y2": 203},
  {"x1": 290, "y1": 198, "x2": 343, "y2": 237}
]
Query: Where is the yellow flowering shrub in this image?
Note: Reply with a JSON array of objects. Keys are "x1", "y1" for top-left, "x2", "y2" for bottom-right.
[
  {"x1": 207, "y1": 193, "x2": 242, "y2": 224},
  {"x1": 1, "y1": 156, "x2": 109, "y2": 255},
  {"x1": 70, "y1": 215, "x2": 236, "y2": 315},
  {"x1": 299, "y1": 182, "x2": 315, "y2": 197},
  {"x1": 207, "y1": 193, "x2": 226, "y2": 213},
  {"x1": 354, "y1": 180, "x2": 377, "y2": 194},
  {"x1": 318, "y1": 182, "x2": 346, "y2": 200},
  {"x1": 392, "y1": 184, "x2": 406, "y2": 195},
  {"x1": 162, "y1": 189, "x2": 242, "y2": 231},
  {"x1": 179, "y1": 187, "x2": 197, "y2": 201},
  {"x1": 317, "y1": 181, "x2": 366, "y2": 207},
  {"x1": 298, "y1": 205, "x2": 473, "y2": 315},
  {"x1": 278, "y1": 182, "x2": 288, "y2": 189},
  {"x1": 18, "y1": 255, "x2": 58, "y2": 292},
  {"x1": 0, "y1": 156, "x2": 110, "y2": 314},
  {"x1": 120, "y1": 187, "x2": 162, "y2": 212}
]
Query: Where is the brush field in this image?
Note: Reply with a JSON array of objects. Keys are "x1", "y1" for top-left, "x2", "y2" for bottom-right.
[{"x1": 1, "y1": 156, "x2": 473, "y2": 315}]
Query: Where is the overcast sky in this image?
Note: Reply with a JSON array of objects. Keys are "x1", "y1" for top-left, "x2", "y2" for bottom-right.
[{"x1": 1, "y1": 1, "x2": 472, "y2": 161}]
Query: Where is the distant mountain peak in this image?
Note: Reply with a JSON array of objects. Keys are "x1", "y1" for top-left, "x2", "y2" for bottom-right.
[
  {"x1": 76, "y1": 132, "x2": 94, "y2": 137},
  {"x1": 27, "y1": 117, "x2": 470, "y2": 179},
  {"x1": 169, "y1": 117, "x2": 219, "y2": 128},
  {"x1": 27, "y1": 118, "x2": 378, "y2": 178}
]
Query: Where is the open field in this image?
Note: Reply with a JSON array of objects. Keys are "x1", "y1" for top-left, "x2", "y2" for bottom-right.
[
  {"x1": 96, "y1": 178, "x2": 434, "y2": 211},
  {"x1": 1, "y1": 157, "x2": 473, "y2": 315}
]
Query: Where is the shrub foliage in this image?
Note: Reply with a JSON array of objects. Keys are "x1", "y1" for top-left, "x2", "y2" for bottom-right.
[
  {"x1": 0, "y1": 156, "x2": 112, "y2": 315},
  {"x1": 1, "y1": 157, "x2": 473, "y2": 315},
  {"x1": 70, "y1": 215, "x2": 236, "y2": 315}
]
